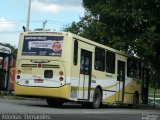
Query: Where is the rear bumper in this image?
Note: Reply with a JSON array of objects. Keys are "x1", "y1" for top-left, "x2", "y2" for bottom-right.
[{"x1": 14, "y1": 83, "x2": 70, "y2": 99}]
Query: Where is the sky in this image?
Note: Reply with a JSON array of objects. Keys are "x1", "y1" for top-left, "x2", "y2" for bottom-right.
[{"x1": 0, "y1": 0, "x2": 84, "y2": 47}]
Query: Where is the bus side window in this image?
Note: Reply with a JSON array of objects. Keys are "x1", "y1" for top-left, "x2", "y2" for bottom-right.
[
  {"x1": 80, "y1": 57, "x2": 89, "y2": 75},
  {"x1": 127, "y1": 58, "x2": 134, "y2": 78},
  {"x1": 127, "y1": 58, "x2": 141, "y2": 79},
  {"x1": 84, "y1": 58, "x2": 89, "y2": 74},
  {"x1": 94, "y1": 47, "x2": 105, "y2": 71},
  {"x1": 80, "y1": 57, "x2": 84, "y2": 73},
  {"x1": 106, "y1": 51, "x2": 115, "y2": 74},
  {"x1": 134, "y1": 61, "x2": 141, "y2": 79},
  {"x1": 73, "y1": 40, "x2": 78, "y2": 65}
]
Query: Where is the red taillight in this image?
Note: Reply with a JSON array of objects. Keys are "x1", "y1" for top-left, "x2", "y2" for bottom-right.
[
  {"x1": 17, "y1": 75, "x2": 20, "y2": 79},
  {"x1": 37, "y1": 64, "x2": 42, "y2": 68},
  {"x1": 59, "y1": 77, "x2": 64, "y2": 81}
]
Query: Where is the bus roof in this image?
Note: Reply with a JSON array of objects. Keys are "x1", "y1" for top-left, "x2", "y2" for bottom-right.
[
  {"x1": 72, "y1": 33, "x2": 125, "y2": 55},
  {"x1": 22, "y1": 31, "x2": 139, "y2": 58},
  {"x1": 0, "y1": 44, "x2": 11, "y2": 54}
]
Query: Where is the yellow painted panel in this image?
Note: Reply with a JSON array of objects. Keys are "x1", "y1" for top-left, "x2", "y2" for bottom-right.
[
  {"x1": 73, "y1": 83, "x2": 117, "y2": 92},
  {"x1": 124, "y1": 80, "x2": 141, "y2": 94},
  {"x1": 103, "y1": 94, "x2": 116, "y2": 103},
  {"x1": 116, "y1": 89, "x2": 123, "y2": 101},
  {"x1": 103, "y1": 84, "x2": 117, "y2": 90},
  {"x1": 124, "y1": 80, "x2": 135, "y2": 93},
  {"x1": 72, "y1": 86, "x2": 94, "y2": 91},
  {"x1": 14, "y1": 83, "x2": 70, "y2": 99},
  {"x1": 123, "y1": 94, "x2": 133, "y2": 104}
]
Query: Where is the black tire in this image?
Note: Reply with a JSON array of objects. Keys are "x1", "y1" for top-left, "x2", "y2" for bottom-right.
[
  {"x1": 92, "y1": 88, "x2": 102, "y2": 109},
  {"x1": 46, "y1": 98, "x2": 64, "y2": 107},
  {"x1": 82, "y1": 102, "x2": 91, "y2": 108},
  {"x1": 132, "y1": 93, "x2": 139, "y2": 109}
]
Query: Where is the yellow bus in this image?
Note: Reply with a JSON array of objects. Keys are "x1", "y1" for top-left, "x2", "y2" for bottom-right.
[{"x1": 14, "y1": 31, "x2": 148, "y2": 108}]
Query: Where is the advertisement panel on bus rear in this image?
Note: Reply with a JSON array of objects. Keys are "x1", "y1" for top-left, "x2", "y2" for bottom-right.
[{"x1": 22, "y1": 36, "x2": 63, "y2": 57}]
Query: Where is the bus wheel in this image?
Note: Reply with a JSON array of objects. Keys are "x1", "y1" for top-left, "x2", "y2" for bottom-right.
[
  {"x1": 46, "y1": 98, "x2": 63, "y2": 107},
  {"x1": 92, "y1": 88, "x2": 102, "y2": 109},
  {"x1": 132, "y1": 93, "x2": 139, "y2": 109},
  {"x1": 82, "y1": 102, "x2": 91, "y2": 108}
]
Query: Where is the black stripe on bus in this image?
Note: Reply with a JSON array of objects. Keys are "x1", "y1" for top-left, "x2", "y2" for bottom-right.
[
  {"x1": 21, "y1": 64, "x2": 37, "y2": 67},
  {"x1": 102, "y1": 89, "x2": 116, "y2": 92},
  {"x1": 42, "y1": 64, "x2": 60, "y2": 68}
]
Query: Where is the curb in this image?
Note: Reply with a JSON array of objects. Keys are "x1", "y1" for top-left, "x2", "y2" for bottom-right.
[{"x1": 0, "y1": 95, "x2": 45, "y2": 101}]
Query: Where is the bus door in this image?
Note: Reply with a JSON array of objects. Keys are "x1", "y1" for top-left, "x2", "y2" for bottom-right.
[
  {"x1": 116, "y1": 60, "x2": 125, "y2": 102},
  {"x1": 0, "y1": 55, "x2": 10, "y2": 91},
  {"x1": 142, "y1": 68, "x2": 149, "y2": 104},
  {"x1": 78, "y1": 49, "x2": 92, "y2": 100}
]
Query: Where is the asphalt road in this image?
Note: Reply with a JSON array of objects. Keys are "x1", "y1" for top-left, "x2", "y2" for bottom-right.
[{"x1": 0, "y1": 98, "x2": 159, "y2": 120}]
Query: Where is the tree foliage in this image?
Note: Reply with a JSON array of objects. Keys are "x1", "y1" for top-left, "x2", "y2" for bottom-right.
[
  {"x1": 63, "y1": 0, "x2": 160, "y2": 87},
  {"x1": 1, "y1": 43, "x2": 17, "y2": 59}
]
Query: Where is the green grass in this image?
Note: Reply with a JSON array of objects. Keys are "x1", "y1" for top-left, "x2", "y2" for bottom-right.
[
  {"x1": 148, "y1": 87, "x2": 160, "y2": 107},
  {"x1": 149, "y1": 87, "x2": 160, "y2": 98}
]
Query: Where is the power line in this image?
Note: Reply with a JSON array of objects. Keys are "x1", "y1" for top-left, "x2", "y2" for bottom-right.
[
  {"x1": 0, "y1": 20, "x2": 70, "y2": 24},
  {"x1": 0, "y1": 31, "x2": 22, "y2": 34},
  {"x1": 0, "y1": 20, "x2": 70, "y2": 34}
]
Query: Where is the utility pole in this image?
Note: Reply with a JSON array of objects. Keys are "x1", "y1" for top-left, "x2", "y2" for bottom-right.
[
  {"x1": 26, "y1": 0, "x2": 31, "y2": 31},
  {"x1": 43, "y1": 20, "x2": 47, "y2": 30}
]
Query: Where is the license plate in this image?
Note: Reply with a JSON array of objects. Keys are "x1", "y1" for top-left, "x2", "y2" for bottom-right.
[{"x1": 34, "y1": 79, "x2": 43, "y2": 83}]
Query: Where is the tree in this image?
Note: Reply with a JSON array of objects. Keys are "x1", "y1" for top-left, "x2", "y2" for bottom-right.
[
  {"x1": 63, "y1": 21, "x2": 83, "y2": 35},
  {"x1": 63, "y1": 0, "x2": 160, "y2": 87},
  {"x1": 2, "y1": 43, "x2": 17, "y2": 59}
]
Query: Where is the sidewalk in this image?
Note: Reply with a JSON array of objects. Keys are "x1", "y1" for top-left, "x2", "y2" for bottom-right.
[
  {"x1": 0, "y1": 91, "x2": 45, "y2": 101},
  {"x1": 0, "y1": 91, "x2": 15, "y2": 99}
]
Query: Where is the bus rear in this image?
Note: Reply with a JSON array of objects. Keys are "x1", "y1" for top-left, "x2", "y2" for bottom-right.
[{"x1": 14, "y1": 31, "x2": 71, "y2": 104}]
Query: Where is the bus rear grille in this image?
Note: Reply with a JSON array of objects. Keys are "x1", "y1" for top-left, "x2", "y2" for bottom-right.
[
  {"x1": 42, "y1": 64, "x2": 60, "y2": 68},
  {"x1": 21, "y1": 64, "x2": 37, "y2": 67},
  {"x1": 21, "y1": 64, "x2": 60, "y2": 68}
]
